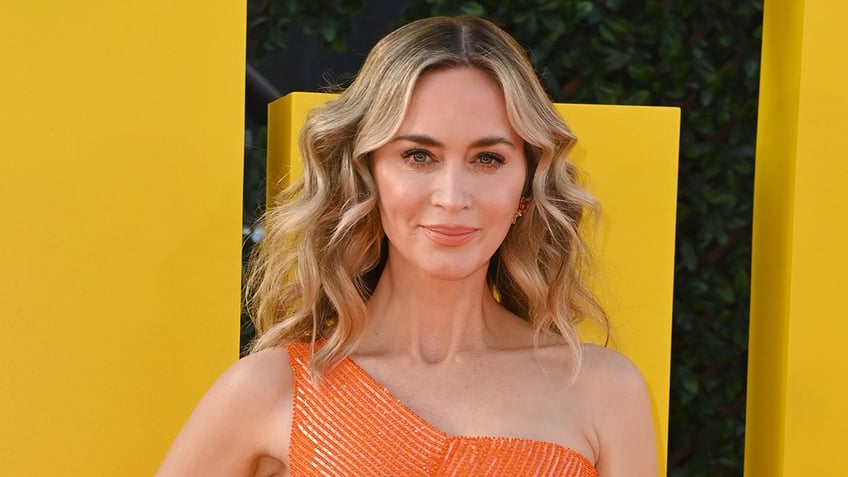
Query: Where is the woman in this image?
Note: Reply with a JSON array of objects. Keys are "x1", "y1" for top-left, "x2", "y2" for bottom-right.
[{"x1": 158, "y1": 15, "x2": 656, "y2": 476}]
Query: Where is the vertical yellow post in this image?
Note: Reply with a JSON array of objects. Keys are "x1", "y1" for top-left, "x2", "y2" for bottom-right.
[
  {"x1": 746, "y1": 0, "x2": 848, "y2": 475},
  {"x1": 0, "y1": 2, "x2": 245, "y2": 475}
]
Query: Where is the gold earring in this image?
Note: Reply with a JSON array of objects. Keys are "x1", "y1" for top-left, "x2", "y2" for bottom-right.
[{"x1": 512, "y1": 197, "x2": 528, "y2": 224}]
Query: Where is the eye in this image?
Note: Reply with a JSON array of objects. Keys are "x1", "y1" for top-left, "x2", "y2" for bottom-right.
[
  {"x1": 400, "y1": 149, "x2": 432, "y2": 166},
  {"x1": 476, "y1": 152, "x2": 505, "y2": 167}
]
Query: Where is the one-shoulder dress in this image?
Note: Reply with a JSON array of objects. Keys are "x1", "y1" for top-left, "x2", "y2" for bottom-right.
[{"x1": 286, "y1": 341, "x2": 598, "y2": 476}]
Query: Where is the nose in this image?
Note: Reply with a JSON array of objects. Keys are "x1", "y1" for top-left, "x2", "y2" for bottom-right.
[{"x1": 430, "y1": 161, "x2": 472, "y2": 212}]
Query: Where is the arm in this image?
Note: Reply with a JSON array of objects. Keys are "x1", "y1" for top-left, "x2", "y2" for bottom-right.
[
  {"x1": 586, "y1": 346, "x2": 658, "y2": 477},
  {"x1": 156, "y1": 347, "x2": 292, "y2": 477}
]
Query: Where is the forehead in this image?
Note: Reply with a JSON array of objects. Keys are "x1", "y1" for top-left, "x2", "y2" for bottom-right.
[{"x1": 396, "y1": 67, "x2": 520, "y2": 142}]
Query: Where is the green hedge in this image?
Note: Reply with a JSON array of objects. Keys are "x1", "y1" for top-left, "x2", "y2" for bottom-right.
[{"x1": 246, "y1": 1, "x2": 763, "y2": 474}]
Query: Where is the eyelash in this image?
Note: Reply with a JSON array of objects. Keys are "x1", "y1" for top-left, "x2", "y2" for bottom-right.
[
  {"x1": 399, "y1": 149, "x2": 506, "y2": 169},
  {"x1": 477, "y1": 152, "x2": 505, "y2": 166},
  {"x1": 400, "y1": 149, "x2": 431, "y2": 167}
]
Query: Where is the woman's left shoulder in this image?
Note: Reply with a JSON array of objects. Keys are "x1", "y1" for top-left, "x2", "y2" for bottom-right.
[
  {"x1": 579, "y1": 344, "x2": 648, "y2": 392},
  {"x1": 577, "y1": 344, "x2": 658, "y2": 476}
]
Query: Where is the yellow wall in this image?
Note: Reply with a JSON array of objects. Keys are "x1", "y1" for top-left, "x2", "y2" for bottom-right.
[
  {"x1": 0, "y1": 2, "x2": 245, "y2": 475},
  {"x1": 269, "y1": 94, "x2": 680, "y2": 474},
  {"x1": 745, "y1": 0, "x2": 848, "y2": 475}
]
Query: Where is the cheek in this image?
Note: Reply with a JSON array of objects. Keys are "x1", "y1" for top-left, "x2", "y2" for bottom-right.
[
  {"x1": 494, "y1": 176, "x2": 527, "y2": 215},
  {"x1": 374, "y1": 170, "x2": 421, "y2": 230},
  {"x1": 373, "y1": 163, "x2": 395, "y2": 207},
  {"x1": 378, "y1": 177, "x2": 408, "y2": 201},
  {"x1": 491, "y1": 201, "x2": 520, "y2": 232}
]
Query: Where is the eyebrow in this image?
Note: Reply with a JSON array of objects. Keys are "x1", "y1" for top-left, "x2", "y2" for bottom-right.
[{"x1": 392, "y1": 133, "x2": 516, "y2": 149}]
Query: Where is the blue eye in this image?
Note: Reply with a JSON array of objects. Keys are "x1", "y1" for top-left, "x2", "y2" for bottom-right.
[
  {"x1": 477, "y1": 152, "x2": 505, "y2": 166},
  {"x1": 401, "y1": 149, "x2": 431, "y2": 165}
]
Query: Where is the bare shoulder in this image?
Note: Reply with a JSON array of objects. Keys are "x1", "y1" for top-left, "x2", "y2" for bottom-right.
[
  {"x1": 578, "y1": 344, "x2": 658, "y2": 477},
  {"x1": 580, "y1": 344, "x2": 648, "y2": 392},
  {"x1": 156, "y1": 346, "x2": 294, "y2": 477},
  {"x1": 578, "y1": 343, "x2": 651, "y2": 419},
  {"x1": 220, "y1": 346, "x2": 294, "y2": 399},
  {"x1": 191, "y1": 345, "x2": 294, "y2": 430}
]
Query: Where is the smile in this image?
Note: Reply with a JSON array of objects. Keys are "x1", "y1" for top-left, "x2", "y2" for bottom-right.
[{"x1": 420, "y1": 225, "x2": 479, "y2": 246}]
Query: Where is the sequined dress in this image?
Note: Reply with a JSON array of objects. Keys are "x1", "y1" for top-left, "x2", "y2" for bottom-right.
[{"x1": 286, "y1": 341, "x2": 598, "y2": 476}]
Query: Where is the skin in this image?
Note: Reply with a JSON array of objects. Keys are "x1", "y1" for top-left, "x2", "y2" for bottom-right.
[{"x1": 156, "y1": 67, "x2": 657, "y2": 477}]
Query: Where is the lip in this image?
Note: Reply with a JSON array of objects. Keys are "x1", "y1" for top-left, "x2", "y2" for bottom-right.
[{"x1": 420, "y1": 225, "x2": 479, "y2": 247}]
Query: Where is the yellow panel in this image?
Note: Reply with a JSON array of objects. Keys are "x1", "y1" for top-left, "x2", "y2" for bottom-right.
[
  {"x1": 0, "y1": 2, "x2": 245, "y2": 475},
  {"x1": 268, "y1": 93, "x2": 679, "y2": 474},
  {"x1": 266, "y1": 93, "x2": 335, "y2": 201},
  {"x1": 744, "y1": 0, "x2": 802, "y2": 474},
  {"x1": 559, "y1": 103, "x2": 679, "y2": 475},
  {"x1": 746, "y1": 0, "x2": 848, "y2": 475}
]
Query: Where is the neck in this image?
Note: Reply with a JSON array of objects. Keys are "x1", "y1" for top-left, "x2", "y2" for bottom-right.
[{"x1": 362, "y1": 260, "x2": 509, "y2": 364}]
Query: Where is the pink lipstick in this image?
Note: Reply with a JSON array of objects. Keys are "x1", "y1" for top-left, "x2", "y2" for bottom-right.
[{"x1": 420, "y1": 225, "x2": 478, "y2": 246}]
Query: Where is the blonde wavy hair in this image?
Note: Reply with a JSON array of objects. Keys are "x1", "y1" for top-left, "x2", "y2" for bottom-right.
[{"x1": 246, "y1": 15, "x2": 609, "y2": 375}]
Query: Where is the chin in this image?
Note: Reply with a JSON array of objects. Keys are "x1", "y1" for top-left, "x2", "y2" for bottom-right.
[{"x1": 419, "y1": 260, "x2": 489, "y2": 282}]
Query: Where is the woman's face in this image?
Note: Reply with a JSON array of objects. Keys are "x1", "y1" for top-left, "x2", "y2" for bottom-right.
[{"x1": 371, "y1": 67, "x2": 527, "y2": 281}]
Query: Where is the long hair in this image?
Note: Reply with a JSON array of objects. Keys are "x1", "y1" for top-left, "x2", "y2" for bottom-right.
[{"x1": 246, "y1": 15, "x2": 609, "y2": 375}]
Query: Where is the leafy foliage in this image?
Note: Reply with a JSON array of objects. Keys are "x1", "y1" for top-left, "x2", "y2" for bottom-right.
[
  {"x1": 241, "y1": 126, "x2": 267, "y2": 354},
  {"x1": 399, "y1": 1, "x2": 762, "y2": 475},
  {"x1": 247, "y1": 0, "x2": 364, "y2": 59}
]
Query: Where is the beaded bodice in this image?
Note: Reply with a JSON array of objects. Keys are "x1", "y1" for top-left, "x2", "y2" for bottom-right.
[{"x1": 286, "y1": 341, "x2": 598, "y2": 477}]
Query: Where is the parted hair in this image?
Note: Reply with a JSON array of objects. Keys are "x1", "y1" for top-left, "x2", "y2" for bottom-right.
[{"x1": 246, "y1": 15, "x2": 609, "y2": 375}]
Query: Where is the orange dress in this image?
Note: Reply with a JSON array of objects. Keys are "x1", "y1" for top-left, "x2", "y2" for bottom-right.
[{"x1": 287, "y1": 341, "x2": 598, "y2": 477}]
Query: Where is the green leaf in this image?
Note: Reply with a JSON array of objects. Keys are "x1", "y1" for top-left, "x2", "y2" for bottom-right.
[
  {"x1": 321, "y1": 22, "x2": 337, "y2": 43},
  {"x1": 625, "y1": 89, "x2": 651, "y2": 104},
  {"x1": 460, "y1": 1, "x2": 486, "y2": 16}
]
